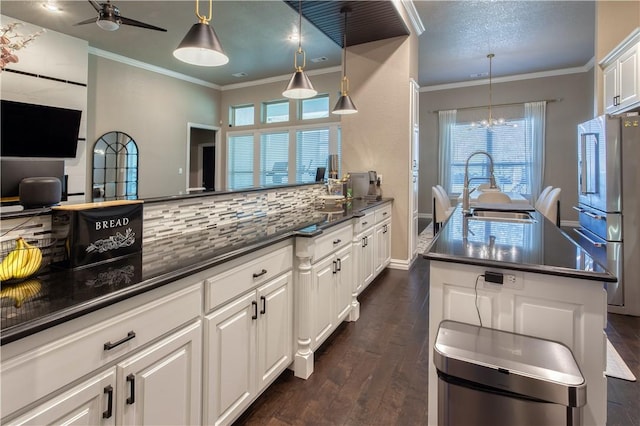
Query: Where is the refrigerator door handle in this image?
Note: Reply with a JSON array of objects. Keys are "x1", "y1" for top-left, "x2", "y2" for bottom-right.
[
  {"x1": 583, "y1": 210, "x2": 604, "y2": 220},
  {"x1": 573, "y1": 228, "x2": 604, "y2": 247}
]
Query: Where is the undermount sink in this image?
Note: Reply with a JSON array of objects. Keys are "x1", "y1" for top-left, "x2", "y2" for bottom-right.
[{"x1": 469, "y1": 210, "x2": 536, "y2": 223}]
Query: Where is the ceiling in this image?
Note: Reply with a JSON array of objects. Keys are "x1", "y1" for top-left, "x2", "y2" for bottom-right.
[{"x1": 0, "y1": 1, "x2": 595, "y2": 88}]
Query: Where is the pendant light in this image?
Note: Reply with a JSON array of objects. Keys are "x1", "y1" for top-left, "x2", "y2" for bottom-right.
[
  {"x1": 283, "y1": 0, "x2": 317, "y2": 99},
  {"x1": 173, "y1": 0, "x2": 228, "y2": 67},
  {"x1": 470, "y1": 53, "x2": 514, "y2": 130},
  {"x1": 332, "y1": 7, "x2": 357, "y2": 115}
]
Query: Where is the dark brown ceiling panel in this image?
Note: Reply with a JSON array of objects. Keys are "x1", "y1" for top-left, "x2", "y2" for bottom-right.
[{"x1": 284, "y1": 0, "x2": 410, "y2": 48}]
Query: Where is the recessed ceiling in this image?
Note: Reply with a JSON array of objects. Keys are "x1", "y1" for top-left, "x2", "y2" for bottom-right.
[{"x1": 0, "y1": 1, "x2": 595, "y2": 88}]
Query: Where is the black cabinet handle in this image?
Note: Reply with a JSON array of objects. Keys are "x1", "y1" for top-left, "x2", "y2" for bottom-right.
[
  {"x1": 362, "y1": 221, "x2": 368, "y2": 226},
  {"x1": 126, "y1": 374, "x2": 135, "y2": 405},
  {"x1": 260, "y1": 296, "x2": 266, "y2": 315},
  {"x1": 104, "y1": 331, "x2": 136, "y2": 351},
  {"x1": 383, "y1": 212, "x2": 388, "y2": 216},
  {"x1": 103, "y1": 385, "x2": 113, "y2": 419},
  {"x1": 337, "y1": 258, "x2": 342, "y2": 272},
  {"x1": 333, "y1": 239, "x2": 341, "y2": 245},
  {"x1": 252, "y1": 301, "x2": 258, "y2": 320},
  {"x1": 333, "y1": 260, "x2": 337, "y2": 274},
  {"x1": 362, "y1": 237, "x2": 366, "y2": 247},
  {"x1": 253, "y1": 269, "x2": 267, "y2": 278}
]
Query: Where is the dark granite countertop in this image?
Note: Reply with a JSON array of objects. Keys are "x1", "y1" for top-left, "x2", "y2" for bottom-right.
[
  {"x1": 424, "y1": 206, "x2": 616, "y2": 283},
  {"x1": 0, "y1": 198, "x2": 391, "y2": 345}
]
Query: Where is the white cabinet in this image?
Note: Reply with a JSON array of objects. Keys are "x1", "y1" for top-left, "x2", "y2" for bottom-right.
[
  {"x1": 1, "y1": 282, "x2": 202, "y2": 425},
  {"x1": 374, "y1": 221, "x2": 391, "y2": 275},
  {"x1": 294, "y1": 222, "x2": 353, "y2": 379},
  {"x1": 6, "y1": 321, "x2": 202, "y2": 426},
  {"x1": 203, "y1": 244, "x2": 293, "y2": 426},
  {"x1": 6, "y1": 369, "x2": 117, "y2": 426},
  {"x1": 117, "y1": 321, "x2": 202, "y2": 426},
  {"x1": 601, "y1": 29, "x2": 640, "y2": 114},
  {"x1": 357, "y1": 226, "x2": 375, "y2": 294}
]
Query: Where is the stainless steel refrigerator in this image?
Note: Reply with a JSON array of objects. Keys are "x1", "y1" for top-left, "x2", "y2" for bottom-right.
[{"x1": 574, "y1": 114, "x2": 640, "y2": 316}]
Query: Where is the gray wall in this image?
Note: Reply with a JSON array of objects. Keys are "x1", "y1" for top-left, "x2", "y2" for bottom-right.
[
  {"x1": 87, "y1": 55, "x2": 221, "y2": 199},
  {"x1": 419, "y1": 69, "x2": 595, "y2": 222}
]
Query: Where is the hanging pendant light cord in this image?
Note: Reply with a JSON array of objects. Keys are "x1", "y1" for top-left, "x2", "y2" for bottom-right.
[
  {"x1": 488, "y1": 53, "x2": 494, "y2": 123},
  {"x1": 195, "y1": 0, "x2": 212, "y2": 24}
]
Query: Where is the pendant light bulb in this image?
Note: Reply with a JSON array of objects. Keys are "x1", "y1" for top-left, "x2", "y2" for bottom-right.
[
  {"x1": 283, "y1": 0, "x2": 317, "y2": 99},
  {"x1": 332, "y1": 7, "x2": 357, "y2": 115},
  {"x1": 174, "y1": 0, "x2": 228, "y2": 67}
]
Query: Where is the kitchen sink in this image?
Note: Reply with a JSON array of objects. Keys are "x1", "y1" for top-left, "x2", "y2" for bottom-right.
[{"x1": 469, "y1": 210, "x2": 536, "y2": 223}]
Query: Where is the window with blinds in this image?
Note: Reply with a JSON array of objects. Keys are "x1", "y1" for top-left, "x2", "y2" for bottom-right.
[
  {"x1": 260, "y1": 132, "x2": 289, "y2": 185},
  {"x1": 449, "y1": 119, "x2": 529, "y2": 195},
  {"x1": 228, "y1": 134, "x2": 254, "y2": 189},
  {"x1": 296, "y1": 127, "x2": 340, "y2": 182}
]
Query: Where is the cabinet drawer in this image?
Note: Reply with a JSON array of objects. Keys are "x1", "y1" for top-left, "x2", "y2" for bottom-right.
[
  {"x1": 205, "y1": 245, "x2": 292, "y2": 312},
  {"x1": 354, "y1": 211, "x2": 375, "y2": 234},
  {"x1": 313, "y1": 223, "x2": 353, "y2": 262},
  {"x1": 375, "y1": 204, "x2": 392, "y2": 223},
  {"x1": 1, "y1": 283, "x2": 202, "y2": 418}
]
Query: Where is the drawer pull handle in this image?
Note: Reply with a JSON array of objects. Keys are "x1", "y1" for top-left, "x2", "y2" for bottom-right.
[
  {"x1": 583, "y1": 211, "x2": 603, "y2": 220},
  {"x1": 572, "y1": 205, "x2": 583, "y2": 212},
  {"x1": 362, "y1": 221, "x2": 368, "y2": 226},
  {"x1": 383, "y1": 212, "x2": 388, "y2": 216},
  {"x1": 104, "y1": 331, "x2": 136, "y2": 351},
  {"x1": 337, "y1": 258, "x2": 342, "y2": 272},
  {"x1": 333, "y1": 239, "x2": 342, "y2": 245},
  {"x1": 333, "y1": 260, "x2": 337, "y2": 274},
  {"x1": 103, "y1": 385, "x2": 113, "y2": 419},
  {"x1": 252, "y1": 301, "x2": 258, "y2": 320},
  {"x1": 573, "y1": 228, "x2": 604, "y2": 247},
  {"x1": 260, "y1": 296, "x2": 266, "y2": 315},
  {"x1": 253, "y1": 269, "x2": 268, "y2": 278},
  {"x1": 126, "y1": 374, "x2": 135, "y2": 405}
]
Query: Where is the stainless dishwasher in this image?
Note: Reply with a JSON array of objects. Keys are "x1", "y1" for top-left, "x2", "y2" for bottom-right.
[{"x1": 434, "y1": 320, "x2": 586, "y2": 426}]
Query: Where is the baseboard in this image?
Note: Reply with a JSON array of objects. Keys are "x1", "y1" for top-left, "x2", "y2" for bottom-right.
[{"x1": 389, "y1": 257, "x2": 412, "y2": 270}]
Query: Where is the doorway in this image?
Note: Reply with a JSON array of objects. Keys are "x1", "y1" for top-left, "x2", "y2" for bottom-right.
[{"x1": 186, "y1": 123, "x2": 220, "y2": 192}]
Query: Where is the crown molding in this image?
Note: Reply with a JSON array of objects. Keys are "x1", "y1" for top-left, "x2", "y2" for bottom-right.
[
  {"x1": 394, "y1": 0, "x2": 425, "y2": 36},
  {"x1": 220, "y1": 66, "x2": 341, "y2": 91},
  {"x1": 420, "y1": 60, "x2": 595, "y2": 92},
  {"x1": 88, "y1": 47, "x2": 221, "y2": 90}
]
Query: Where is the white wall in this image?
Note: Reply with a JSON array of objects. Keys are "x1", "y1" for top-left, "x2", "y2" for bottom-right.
[{"x1": 0, "y1": 14, "x2": 88, "y2": 202}]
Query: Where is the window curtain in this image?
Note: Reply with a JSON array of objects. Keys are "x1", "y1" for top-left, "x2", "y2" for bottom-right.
[
  {"x1": 524, "y1": 101, "x2": 546, "y2": 204},
  {"x1": 438, "y1": 109, "x2": 457, "y2": 191}
]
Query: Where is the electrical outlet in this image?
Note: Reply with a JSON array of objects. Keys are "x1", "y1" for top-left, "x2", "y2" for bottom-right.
[
  {"x1": 503, "y1": 274, "x2": 524, "y2": 289},
  {"x1": 505, "y1": 274, "x2": 516, "y2": 284}
]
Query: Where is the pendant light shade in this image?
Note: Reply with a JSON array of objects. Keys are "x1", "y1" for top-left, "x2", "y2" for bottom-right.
[
  {"x1": 283, "y1": 0, "x2": 317, "y2": 99},
  {"x1": 332, "y1": 8, "x2": 357, "y2": 115},
  {"x1": 173, "y1": 0, "x2": 228, "y2": 67}
]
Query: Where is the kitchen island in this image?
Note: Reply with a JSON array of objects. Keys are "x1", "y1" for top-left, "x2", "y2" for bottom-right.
[{"x1": 424, "y1": 207, "x2": 616, "y2": 426}]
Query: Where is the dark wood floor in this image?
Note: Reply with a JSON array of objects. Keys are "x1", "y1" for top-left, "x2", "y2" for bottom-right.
[{"x1": 234, "y1": 258, "x2": 639, "y2": 426}]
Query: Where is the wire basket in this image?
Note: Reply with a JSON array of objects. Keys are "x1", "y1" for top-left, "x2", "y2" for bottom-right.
[{"x1": 0, "y1": 237, "x2": 56, "y2": 283}]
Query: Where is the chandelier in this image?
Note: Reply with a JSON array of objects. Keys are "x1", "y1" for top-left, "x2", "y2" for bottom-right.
[
  {"x1": 1, "y1": 23, "x2": 44, "y2": 71},
  {"x1": 470, "y1": 53, "x2": 515, "y2": 130}
]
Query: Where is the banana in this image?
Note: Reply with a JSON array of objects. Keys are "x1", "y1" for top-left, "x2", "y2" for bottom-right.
[
  {"x1": 0, "y1": 278, "x2": 42, "y2": 308},
  {"x1": 14, "y1": 240, "x2": 42, "y2": 279},
  {"x1": 0, "y1": 238, "x2": 27, "y2": 281}
]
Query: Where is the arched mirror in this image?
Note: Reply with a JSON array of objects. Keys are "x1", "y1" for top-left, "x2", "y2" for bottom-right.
[{"x1": 92, "y1": 131, "x2": 139, "y2": 201}]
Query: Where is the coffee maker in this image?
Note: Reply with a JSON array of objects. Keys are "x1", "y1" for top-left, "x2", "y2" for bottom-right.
[{"x1": 349, "y1": 171, "x2": 380, "y2": 200}]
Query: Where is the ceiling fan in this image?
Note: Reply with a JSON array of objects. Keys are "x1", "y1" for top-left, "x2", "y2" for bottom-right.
[{"x1": 75, "y1": 0, "x2": 167, "y2": 32}]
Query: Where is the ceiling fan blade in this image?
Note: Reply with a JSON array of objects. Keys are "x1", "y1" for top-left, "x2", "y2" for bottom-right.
[
  {"x1": 87, "y1": 0, "x2": 102, "y2": 13},
  {"x1": 74, "y1": 17, "x2": 98, "y2": 26},
  {"x1": 119, "y1": 16, "x2": 167, "y2": 32}
]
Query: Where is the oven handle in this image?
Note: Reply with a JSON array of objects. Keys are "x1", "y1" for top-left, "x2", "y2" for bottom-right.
[
  {"x1": 583, "y1": 210, "x2": 603, "y2": 220},
  {"x1": 573, "y1": 228, "x2": 604, "y2": 247}
]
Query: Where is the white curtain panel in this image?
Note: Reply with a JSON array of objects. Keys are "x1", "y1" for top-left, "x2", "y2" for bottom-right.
[
  {"x1": 524, "y1": 101, "x2": 546, "y2": 204},
  {"x1": 438, "y1": 109, "x2": 457, "y2": 191}
]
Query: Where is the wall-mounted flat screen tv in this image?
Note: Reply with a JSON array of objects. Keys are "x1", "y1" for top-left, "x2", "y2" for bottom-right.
[{"x1": 1, "y1": 99, "x2": 81, "y2": 158}]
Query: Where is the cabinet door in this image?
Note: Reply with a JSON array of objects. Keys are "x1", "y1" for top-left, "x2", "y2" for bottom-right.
[
  {"x1": 361, "y1": 228, "x2": 375, "y2": 291},
  {"x1": 335, "y1": 245, "x2": 353, "y2": 322},
  {"x1": 6, "y1": 369, "x2": 116, "y2": 426},
  {"x1": 374, "y1": 221, "x2": 391, "y2": 275},
  {"x1": 311, "y1": 255, "x2": 335, "y2": 348},
  {"x1": 618, "y1": 45, "x2": 639, "y2": 110},
  {"x1": 117, "y1": 321, "x2": 202, "y2": 426},
  {"x1": 603, "y1": 61, "x2": 618, "y2": 114},
  {"x1": 256, "y1": 272, "x2": 293, "y2": 393},
  {"x1": 205, "y1": 292, "x2": 256, "y2": 426}
]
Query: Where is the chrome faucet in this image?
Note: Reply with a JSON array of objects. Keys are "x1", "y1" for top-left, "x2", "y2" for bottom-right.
[{"x1": 462, "y1": 150, "x2": 497, "y2": 215}]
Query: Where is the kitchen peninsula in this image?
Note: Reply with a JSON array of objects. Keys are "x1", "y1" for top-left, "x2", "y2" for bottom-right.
[
  {"x1": 0, "y1": 183, "x2": 393, "y2": 425},
  {"x1": 424, "y1": 207, "x2": 616, "y2": 426}
]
